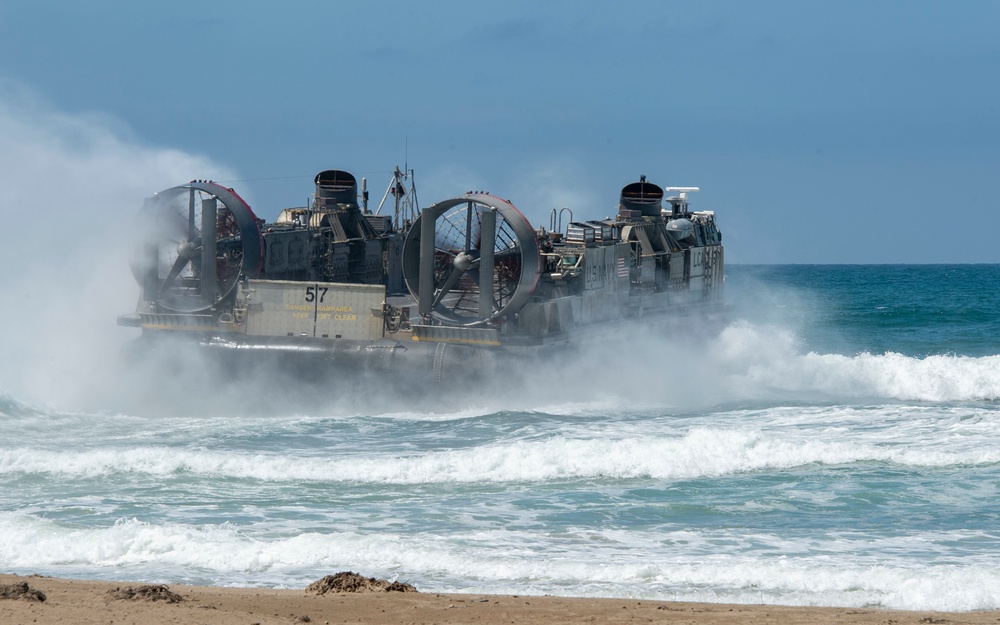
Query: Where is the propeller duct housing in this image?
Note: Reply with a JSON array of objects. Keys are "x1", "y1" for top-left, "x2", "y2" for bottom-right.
[
  {"x1": 401, "y1": 193, "x2": 540, "y2": 325},
  {"x1": 131, "y1": 182, "x2": 263, "y2": 313}
]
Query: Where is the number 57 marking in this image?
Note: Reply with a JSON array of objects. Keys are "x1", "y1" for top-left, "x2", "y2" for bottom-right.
[{"x1": 304, "y1": 286, "x2": 328, "y2": 303}]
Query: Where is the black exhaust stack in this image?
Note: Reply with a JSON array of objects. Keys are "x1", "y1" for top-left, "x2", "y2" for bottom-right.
[
  {"x1": 315, "y1": 170, "x2": 358, "y2": 209},
  {"x1": 619, "y1": 176, "x2": 664, "y2": 218}
]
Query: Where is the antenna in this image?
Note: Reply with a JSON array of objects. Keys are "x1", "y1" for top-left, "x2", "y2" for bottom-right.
[
  {"x1": 664, "y1": 186, "x2": 700, "y2": 202},
  {"x1": 375, "y1": 165, "x2": 419, "y2": 229}
]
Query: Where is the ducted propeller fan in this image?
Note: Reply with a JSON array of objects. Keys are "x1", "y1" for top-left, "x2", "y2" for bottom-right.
[
  {"x1": 131, "y1": 181, "x2": 263, "y2": 313},
  {"x1": 402, "y1": 194, "x2": 540, "y2": 324}
]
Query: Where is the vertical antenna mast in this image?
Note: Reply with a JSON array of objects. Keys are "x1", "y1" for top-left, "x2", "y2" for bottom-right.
[{"x1": 374, "y1": 140, "x2": 420, "y2": 230}]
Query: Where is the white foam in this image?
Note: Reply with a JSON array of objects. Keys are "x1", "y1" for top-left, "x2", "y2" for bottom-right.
[
  {"x1": 2, "y1": 424, "x2": 997, "y2": 484},
  {"x1": 3, "y1": 513, "x2": 1000, "y2": 611},
  {"x1": 710, "y1": 322, "x2": 1000, "y2": 402}
]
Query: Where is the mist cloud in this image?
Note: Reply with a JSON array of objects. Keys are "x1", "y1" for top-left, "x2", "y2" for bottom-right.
[{"x1": 0, "y1": 80, "x2": 237, "y2": 409}]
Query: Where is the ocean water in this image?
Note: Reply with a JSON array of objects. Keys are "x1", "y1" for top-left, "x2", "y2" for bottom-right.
[{"x1": 2, "y1": 264, "x2": 1000, "y2": 611}]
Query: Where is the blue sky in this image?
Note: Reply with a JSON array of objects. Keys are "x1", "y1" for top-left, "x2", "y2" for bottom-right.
[{"x1": 1, "y1": 1, "x2": 998, "y2": 263}]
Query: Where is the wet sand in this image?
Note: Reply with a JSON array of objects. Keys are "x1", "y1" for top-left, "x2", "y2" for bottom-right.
[{"x1": 2, "y1": 573, "x2": 996, "y2": 625}]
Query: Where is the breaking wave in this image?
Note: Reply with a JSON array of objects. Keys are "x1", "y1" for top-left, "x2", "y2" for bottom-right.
[
  {"x1": 2, "y1": 426, "x2": 997, "y2": 484},
  {"x1": 3, "y1": 512, "x2": 1000, "y2": 611},
  {"x1": 707, "y1": 322, "x2": 1000, "y2": 403}
]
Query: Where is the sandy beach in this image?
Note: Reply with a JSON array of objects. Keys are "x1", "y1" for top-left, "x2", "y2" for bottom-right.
[{"x1": 2, "y1": 573, "x2": 997, "y2": 625}]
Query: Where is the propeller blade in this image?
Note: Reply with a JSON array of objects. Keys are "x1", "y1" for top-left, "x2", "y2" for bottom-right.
[
  {"x1": 216, "y1": 235, "x2": 243, "y2": 248},
  {"x1": 432, "y1": 264, "x2": 466, "y2": 308},
  {"x1": 462, "y1": 257, "x2": 482, "y2": 282},
  {"x1": 158, "y1": 253, "x2": 191, "y2": 296},
  {"x1": 158, "y1": 240, "x2": 201, "y2": 296}
]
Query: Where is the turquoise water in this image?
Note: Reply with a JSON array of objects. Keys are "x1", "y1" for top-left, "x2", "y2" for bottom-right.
[
  {"x1": 2, "y1": 265, "x2": 1000, "y2": 610},
  {"x1": 737, "y1": 265, "x2": 1000, "y2": 357}
]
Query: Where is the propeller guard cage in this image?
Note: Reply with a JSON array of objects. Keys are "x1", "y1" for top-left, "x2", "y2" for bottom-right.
[
  {"x1": 132, "y1": 181, "x2": 263, "y2": 314},
  {"x1": 401, "y1": 193, "x2": 540, "y2": 325}
]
